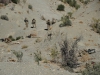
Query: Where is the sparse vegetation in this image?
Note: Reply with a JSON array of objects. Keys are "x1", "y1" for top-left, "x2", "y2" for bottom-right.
[
  {"x1": 59, "y1": 36, "x2": 82, "y2": 68},
  {"x1": 28, "y1": 4, "x2": 33, "y2": 10},
  {"x1": 90, "y1": 18, "x2": 100, "y2": 34},
  {"x1": 16, "y1": 36, "x2": 23, "y2": 40},
  {"x1": 8, "y1": 35, "x2": 15, "y2": 41},
  {"x1": 82, "y1": 63, "x2": 100, "y2": 75},
  {"x1": 43, "y1": 58, "x2": 48, "y2": 63},
  {"x1": 75, "y1": 4, "x2": 80, "y2": 10},
  {"x1": 23, "y1": 0, "x2": 26, "y2": 3},
  {"x1": 11, "y1": 0, "x2": 20, "y2": 4},
  {"x1": 11, "y1": 50, "x2": 23, "y2": 62},
  {"x1": 34, "y1": 50, "x2": 42, "y2": 65},
  {"x1": 1, "y1": 15, "x2": 9, "y2": 21},
  {"x1": 60, "y1": 0, "x2": 80, "y2": 9},
  {"x1": 50, "y1": 46, "x2": 59, "y2": 62},
  {"x1": 79, "y1": 0, "x2": 90, "y2": 5},
  {"x1": 35, "y1": 38, "x2": 42, "y2": 43},
  {"x1": 67, "y1": 12, "x2": 73, "y2": 18},
  {"x1": 22, "y1": 45, "x2": 28, "y2": 49},
  {"x1": 57, "y1": 4, "x2": 65, "y2": 11},
  {"x1": 59, "y1": 15, "x2": 72, "y2": 27}
]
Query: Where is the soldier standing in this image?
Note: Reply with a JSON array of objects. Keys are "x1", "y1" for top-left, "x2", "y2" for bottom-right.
[
  {"x1": 46, "y1": 20, "x2": 51, "y2": 30},
  {"x1": 32, "y1": 19, "x2": 36, "y2": 28},
  {"x1": 24, "y1": 18, "x2": 29, "y2": 28}
]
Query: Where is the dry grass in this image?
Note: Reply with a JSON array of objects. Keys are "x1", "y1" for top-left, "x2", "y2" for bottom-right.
[
  {"x1": 18, "y1": 12, "x2": 21, "y2": 14},
  {"x1": 79, "y1": 21, "x2": 83, "y2": 23},
  {"x1": 22, "y1": 45, "x2": 28, "y2": 49},
  {"x1": 0, "y1": 3, "x2": 4, "y2": 8},
  {"x1": 84, "y1": 43, "x2": 90, "y2": 46},
  {"x1": 35, "y1": 38, "x2": 42, "y2": 43}
]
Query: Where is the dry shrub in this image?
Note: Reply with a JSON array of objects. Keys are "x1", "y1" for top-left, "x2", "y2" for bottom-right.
[
  {"x1": 8, "y1": 59, "x2": 16, "y2": 62},
  {"x1": 0, "y1": 3, "x2": 4, "y2": 8},
  {"x1": 22, "y1": 45, "x2": 28, "y2": 49},
  {"x1": 35, "y1": 38, "x2": 42, "y2": 43},
  {"x1": 42, "y1": 58, "x2": 48, "y2": 63},
  {"x1": 59, "y1": 36, "x2": 82, "y2": 68},
  {"x1": 34, "y1": 50, "x2": 42, "y2": 65},
  {"x1": 11, "y1": 50, "x2": 23, "y2": 62},
  {"x1": 82, "y1": 63, "x2": 100, "y2": 75},
  {"x1": 79, "y1": 21, "x2": 83, "y2": 23},
  {"x1": 50, "y1": 46, "x2": 59, "y2": 62},
  {"x1": 80, "y1": 53, "x2": 90, "y2": 62},
  {"x1": 41, "y1": 16, "x2": 45, "y2": 20},
  {"x1": 18, "y1": 12, "x2": 21, "y2": 14},
  {"x1": 90, "y1": 18, "x2": 100, "y2": 34}
]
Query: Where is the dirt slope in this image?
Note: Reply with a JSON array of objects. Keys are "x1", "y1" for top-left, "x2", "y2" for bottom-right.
[{"x1": 0, "y1": 0, "x2": 100, "y2": 75}]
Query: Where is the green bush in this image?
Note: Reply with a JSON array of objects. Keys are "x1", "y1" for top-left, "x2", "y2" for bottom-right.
[
  {"x1": 1, "y1": 15, "x2": 9, "y2": 21},
  {"x1": 59, "y1": 15, "x2": 72, "y2": 27},
  {"x1": 28, "y1": 4, "x2": 33, "y2": 10},
  {"x1": 84, "y1": 1, "x2": 88, "y2": 4},
  {"x1": 69, "y1": 1, "x2": 73, "y2": 6},
  {"x1": 72, "y1": 0, "x2": 77, "y2": 7},
  {"x1": 16, "y1": 36, "x2": 21, "y2": 40},
  {"x1": 65, "y1": 0, "x2": 77, "y2": 7},
  {"x1": 82, "y1": 63, "x2": 100, "y2": 75},
  {"x1": 66, "y1": 0, "x2": 71, "y2": 4},
  {"x1": 68, "y1": 12, "x2": 73, "y2": 18},
  {"x1": 8, "y1": 35, "x2": 15, "y2": 41},
  {"x1": 57, "y1": 4, "x2": 65, "y2": 11},
  {"x1": 11, "y1": 0, "x2": 20, "y2": 4},
  {"x1": 75, "y1": 4, "x2": 80, "y2": 10},
  {"x1": 79, "y1": 0, "x2": 90, "y2": 4}
]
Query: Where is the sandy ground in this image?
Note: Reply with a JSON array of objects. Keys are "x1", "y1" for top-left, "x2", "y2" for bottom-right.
[{"x1": 0, "y1": 0, "x2": 100, "y2": 75}]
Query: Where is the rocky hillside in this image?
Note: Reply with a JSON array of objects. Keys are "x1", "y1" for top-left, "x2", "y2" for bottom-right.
[{"x1": 0, "y1": 0, "x2": 100, "y2": 75}]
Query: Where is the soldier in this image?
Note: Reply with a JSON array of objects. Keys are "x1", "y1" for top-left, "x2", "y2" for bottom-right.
[
  {"x1": 46, "y1": 20, "x2": 51, "y2": 30},
  {"x1": 32, "y1": 19, "x2": 36, "y2": 28},
  {"x1": 24, "y1": 18, "x2": 29, "y2": 28}
]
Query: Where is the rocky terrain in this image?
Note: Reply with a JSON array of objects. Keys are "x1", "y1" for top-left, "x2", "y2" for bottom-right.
[{"x1": 0, "y1": 0, "x2": 100, "y2": 75}]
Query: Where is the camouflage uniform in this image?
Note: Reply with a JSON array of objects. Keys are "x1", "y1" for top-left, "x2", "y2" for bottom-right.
[
  {"x1": 24, "y1": 18, "x2": 29, "y2": 28},
  {"x1": 46, "y1": 20, "x2": 51, "y2": 30},
  {"x1": 32, "y1": 19, "x2": 36, "y2": 28}
]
